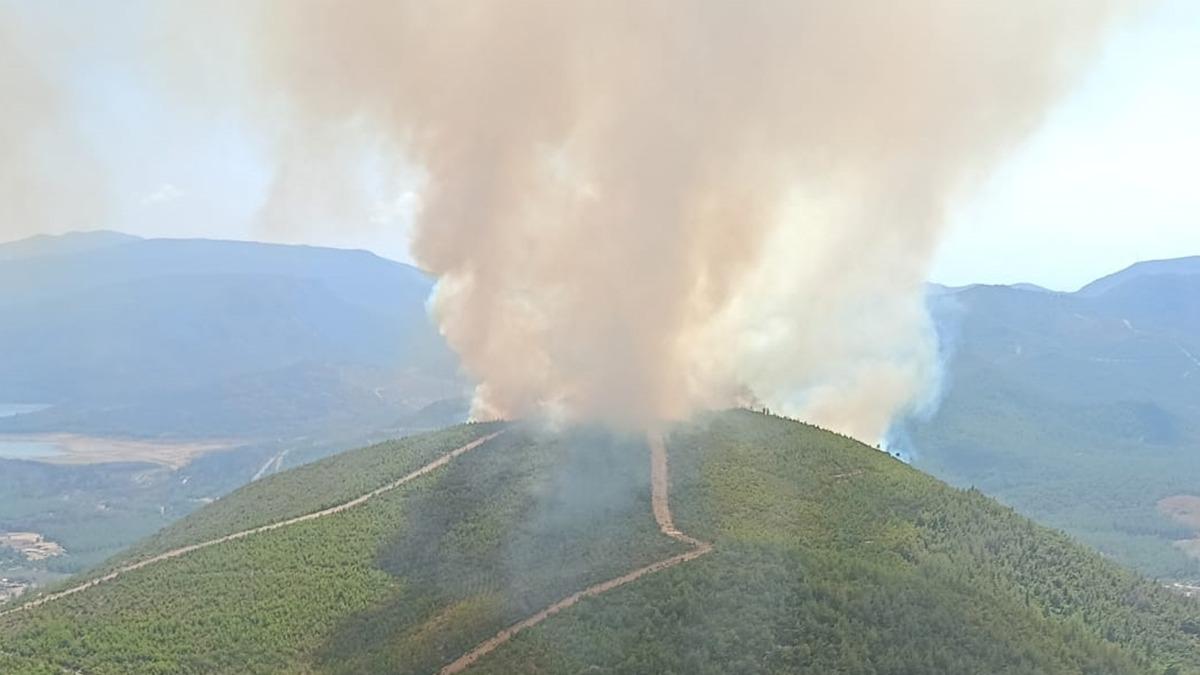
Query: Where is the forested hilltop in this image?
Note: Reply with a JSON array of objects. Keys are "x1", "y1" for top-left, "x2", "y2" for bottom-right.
[{"x1": 2, "y1": 412, "x2": 1197, "y2": 674}]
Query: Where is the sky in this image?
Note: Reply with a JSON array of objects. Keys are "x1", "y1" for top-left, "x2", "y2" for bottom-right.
[
  {"x1": 5, "y1": 0, "x2": 1199, "y2": 292},
  {"x1": 931, "y1": 0, "x2": 1200, "y2": 290}
]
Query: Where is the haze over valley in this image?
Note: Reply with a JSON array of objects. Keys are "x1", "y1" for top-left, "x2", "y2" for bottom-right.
[{"x1": 0, "y1": 231, "x2": 464, "y2": 582}]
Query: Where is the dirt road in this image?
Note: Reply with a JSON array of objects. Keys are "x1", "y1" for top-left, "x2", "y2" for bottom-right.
[
  {"x1": 0, "y1": 432, "x2": 503, "y2": 619},
  {"x1": 440, "y1": 431, "x2": 712, "y2": 674}
]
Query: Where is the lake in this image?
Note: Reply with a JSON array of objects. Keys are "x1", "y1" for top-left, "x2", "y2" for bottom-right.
[
  {"x1": 0, "y1": 403, "x2": 51, "y2": 419},
  {"x1": 0, "y1": 439, "x2": 64, "y2": 460}
]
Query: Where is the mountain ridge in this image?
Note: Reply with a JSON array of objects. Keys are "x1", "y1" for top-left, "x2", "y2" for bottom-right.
[
  {"x1": 1078, "y1": 256, "x2": 1200, "y2": 297},
  {"x1": 0, "y1": 231, "x2": 459, "y2": 438},
  {"x1": 910, "y1": 255, "x2": 1200, "y2": 580},
  {"x1": 2, "y1": 412, "x2": 1197, "y2": 674}
]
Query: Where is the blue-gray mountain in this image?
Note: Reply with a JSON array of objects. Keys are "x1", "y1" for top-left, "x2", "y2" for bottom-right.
[
  {"x1": 0, "y1": 231, "x2": 460, "y2": 437},
  {"x1": 0, "y1": 232, "x2": 464, "y2": 577},
  {"x1": 904, "y1": 257, "x2": 1200, "y2": 580},
  {"x1": 4, "y1": 232, "x2": 1197, "y2": 591}
]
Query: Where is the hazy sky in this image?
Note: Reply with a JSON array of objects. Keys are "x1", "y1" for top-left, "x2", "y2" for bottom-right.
[
  {"x1": 6, "y1": 0, "x2": 1199, "y2": 292},
  {"x1": 932, "y1": 0, "x2": 1200, "y2": 290}
]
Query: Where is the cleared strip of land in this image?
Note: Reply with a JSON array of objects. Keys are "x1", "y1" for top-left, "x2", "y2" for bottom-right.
[
  {"x1": 0, "y1": 431, "x2": 504, "y2": 619},
  {"x1": 440, "y1": 432, "x2": 712, "y2": 674}
]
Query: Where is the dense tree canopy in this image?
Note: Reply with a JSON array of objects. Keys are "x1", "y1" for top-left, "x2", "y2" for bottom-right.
[{"x1": 1, "y1": 413, "x2": 1196, "y2": 674}]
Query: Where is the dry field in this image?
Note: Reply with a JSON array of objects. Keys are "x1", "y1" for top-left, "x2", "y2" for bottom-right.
[
  {"x1": 1158, "y1": 495, "x2": 1200, "y2": 530},
  {"x1": 0, "y1": 434, "x2": 234, "y2": 469},
  {"x1": 1158, "y1": 495, "x2": 1200, "y2": 562}
]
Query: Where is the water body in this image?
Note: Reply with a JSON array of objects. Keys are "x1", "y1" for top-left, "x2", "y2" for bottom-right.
[
  {"x1": 0, "y1": 403, "x2": 50, "y2": 419},
  {"x1": 0, "y1": 440, "x2": 64, "y2": 460}
]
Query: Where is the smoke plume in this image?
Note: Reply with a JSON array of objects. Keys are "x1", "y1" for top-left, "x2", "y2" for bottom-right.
[
  {"x1": 224, "y1": 0, "x2": 1131, "y2": 436},
  {"x1": 11, "y1": 2, "x2": 1133, "y2": 438},
  {"x1": 0, "y1": 3, "x2": 109, "y2": 240}
]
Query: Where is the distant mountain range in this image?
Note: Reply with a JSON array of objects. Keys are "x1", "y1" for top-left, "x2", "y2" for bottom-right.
[
  {"x1": 3, "y1": 231, "x2": 1197, "y2": 590},
  {"x1": 0, "y1": 231, "x2": 462, "y2": 438},
  {"x1": 0, "y1": 231, "x2": 466, "y2": 576},
  {"x1": 905, "y1": 255, "x2": 1200, "y2": 580}
]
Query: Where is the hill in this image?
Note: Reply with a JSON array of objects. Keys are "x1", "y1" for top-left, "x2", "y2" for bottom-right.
[
  {"x1": 0, "y1": 232, "x2": 465, "y2": 584},
  {"x1": 0, "y1": 231, "x2": 460, "y2": 438},
  {"x1": 905, "y1": 258, "x2": 1200, "y2": 580},
  {"x1": 1077, "y1": 256, "x2": 1200, "y2": 297},
  {"x1": 1, "y1": 411, "x2": 1197, "y2": 674}
]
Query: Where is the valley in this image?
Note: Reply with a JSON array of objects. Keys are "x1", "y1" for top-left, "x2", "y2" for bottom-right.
[{"x1": 0, "y1": 232, "x2": 468, "y2": 591}]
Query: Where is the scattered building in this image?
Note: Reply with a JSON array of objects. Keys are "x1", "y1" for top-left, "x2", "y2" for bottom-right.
[{"x1": 0, "y1": 577, "x2": 28, "y2": 603}]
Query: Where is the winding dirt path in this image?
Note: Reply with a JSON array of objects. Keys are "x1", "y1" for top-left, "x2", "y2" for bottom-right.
[
  {"x1": 440, "y1": 431, "x2": 713, "y2": 674},
  {"x1": 0, "y1": 432, "x2": 504, "y2": 619}
]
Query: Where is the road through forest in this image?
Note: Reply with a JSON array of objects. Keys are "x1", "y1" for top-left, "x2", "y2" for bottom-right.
[
  {"x1": 1, "y1": 427, "x2": 712, "y2": 675},
  {"x1": 440, "y1": 432, "x2": 713, "y2": 674},
  {"x1": 0, "y1": 432, "x2": 504, "y2": 619}
]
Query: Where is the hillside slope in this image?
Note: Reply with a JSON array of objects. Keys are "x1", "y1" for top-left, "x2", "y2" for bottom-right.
[
  {"x1": 1, "y1": 412, "x2": 1197, "y2": 674},
  {"x1": 0, "y1": 231, "x2": 466, "y2": 582},
  {"x1": 907, "y1": 260, "x2": 1200, "y2": 579}
]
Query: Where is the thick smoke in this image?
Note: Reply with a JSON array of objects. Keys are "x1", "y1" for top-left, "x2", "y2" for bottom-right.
[
  {"x1": 238, "y1": 0, "x2": 1130, "y2": 437},
  {"x1": 0, "y1": 3, "x2": 109, "y2": 240},
  {"x1": 11, "y1": 2, "x2": 1132, "y2": 438}
]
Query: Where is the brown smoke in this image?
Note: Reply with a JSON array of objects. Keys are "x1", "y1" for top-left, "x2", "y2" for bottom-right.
[
  {"x1": 12, "y1": 2, "x2": 1134, "y2": 438},
  {"x1": 215, "y1": 0, "x2": 1130, "y2": 436},
  {"x1": 0, "y1": 5, "x2": 109, "y2": 241}
]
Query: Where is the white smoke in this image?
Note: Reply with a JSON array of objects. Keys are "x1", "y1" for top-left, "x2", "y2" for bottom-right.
[{"x1": 3, "y1": 1, "x2": 1136, "y2": 439}]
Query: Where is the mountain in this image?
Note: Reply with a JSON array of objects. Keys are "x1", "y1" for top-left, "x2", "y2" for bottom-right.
[
  {"x1": 0, "y1": 230, "x2": 141, "y2": 262},
  {"x1": 0, "y1": 231, "x2": 461, "y2": 438},
  {"x1": 905, "y1": 257, "x2": 1200, "y2": 580},
  {"x1": 2, "y1": 412, "x2": 1197, "y2": 674},
  {"x1": 1077, "y1": 256, "x2": 1200, "y2": 297},
  {"x1": 0, "y1": 232, "x2": 465, "y2": 581}
]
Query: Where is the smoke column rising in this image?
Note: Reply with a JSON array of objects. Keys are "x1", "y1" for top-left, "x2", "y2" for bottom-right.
[
  {"x1": 212, "y1": 0, "x2": 1131, "y2": 437},
  {"x1": 9, "y1": 1, "x2": 1134, "y2": 438},
  {"x1": 0, "y1": 3, "x2": 110, "y2": 240}
]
